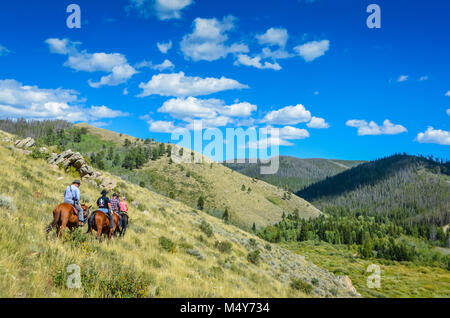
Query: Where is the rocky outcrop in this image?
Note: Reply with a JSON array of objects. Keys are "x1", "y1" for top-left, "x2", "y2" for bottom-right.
[
  {"x1": 14, "y1": 137, "x2": 35, "y2": 148},
  {"x1": 336, "y1": 275, "x2": 359, "y2": 296},
  {"x1": 48, "y1": 149, "x2": 96, "y2": 179},
  {"x1": 46, "y1": 149, "x2": 118, "y2": 191}
]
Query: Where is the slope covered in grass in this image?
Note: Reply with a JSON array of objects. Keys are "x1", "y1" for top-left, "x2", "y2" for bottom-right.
[{"x1": 0, "y1": 129, "x2": 357, "y2": 298}]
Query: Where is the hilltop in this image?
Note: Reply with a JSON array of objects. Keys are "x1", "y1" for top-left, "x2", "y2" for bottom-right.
[
  {"x1": 226, "y1": 156, "x2": 365, "y2": 192},
  {"x1": 0, "y1": 128, "x2": 358, "y2": 298}
]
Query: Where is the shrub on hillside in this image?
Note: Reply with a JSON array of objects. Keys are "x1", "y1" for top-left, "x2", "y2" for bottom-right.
[
  {"x1": 199, "y1": 220, "x2": 213, "y2": 238},
  {"x1": 31, "y1": 148, "x2": 49, "y2": 160},
  {"x1": 290, "y1": 278, "x2": 313, "y2": 294},
  {"x1": 215, "y1": 241, "x2": 233, "y2": 253},
  {"x1": 159, "y1": 236, "x2": 176, "y2": 253},
  {"x1": 247, "y1": 249, "x2": 260, "y2": 265}
]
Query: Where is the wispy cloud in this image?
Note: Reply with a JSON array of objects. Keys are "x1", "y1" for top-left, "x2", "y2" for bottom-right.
[
  {"x1": 0, "y1": 45, "x2": 10, "y2": 56},
  {"x1": 346, "y1": 119, "x2": 407, "y2": 136},
  {"x1": 45, "y1": 38, "x2": 137, "y2": 88},
  {"x1": 397, "y1": 75, "x2": 408, "y2": 82},
  {"x1": 126, "y1": 0, "x2": 194, "y2": 20},
  {"x1": 157, "y1": 41, "x2": 172, "y2": 54}
]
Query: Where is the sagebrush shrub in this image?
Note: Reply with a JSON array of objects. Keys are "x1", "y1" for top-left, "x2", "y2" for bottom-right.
[
  {"x1": 215, "y1": 241, "x2": 233, "y2": 253},
  {"x1": 290, "y1": 278, "x2": 313, "y2": 294},
  {"x1": 247, "y1": 249, "x2": 260, "y2": 265},
  {"x1": 159, "y1": 236, "x2": 176, "y2": 253},
  {"x1": 199, "y1": 220, "x2": 213, "y2": 238}
]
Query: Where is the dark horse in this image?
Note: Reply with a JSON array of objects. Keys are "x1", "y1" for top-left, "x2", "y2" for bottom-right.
[
  {"x1": 117, "y1": 213, "x2": 129, "y2": 237},
  {"x1": 46, "y1": 203, "x2": 91, "y2": 238},
  {"x1": 86, "y1": 210, "x2": 120, "y2": 241}
]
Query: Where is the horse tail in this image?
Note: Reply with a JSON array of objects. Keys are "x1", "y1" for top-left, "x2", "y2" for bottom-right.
[
  {"x1": 46, "y1": 205, "x2": 61, "y2": 233},
  {"x1": 86, "y1": 212, "x2": 92, "y2": 234}
]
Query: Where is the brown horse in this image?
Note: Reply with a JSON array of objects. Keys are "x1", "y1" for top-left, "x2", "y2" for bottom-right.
[
  {"x1": 46, "y1": 203, "x2": 91, "y2": 238},
  {"x1": 86, "y1": 211, "x2": 120, "y2": 241}
]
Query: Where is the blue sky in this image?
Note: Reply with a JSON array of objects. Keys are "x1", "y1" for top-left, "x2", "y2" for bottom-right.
[{"x1": 0, "y1": 0, "x2": 449, "y2": 161}]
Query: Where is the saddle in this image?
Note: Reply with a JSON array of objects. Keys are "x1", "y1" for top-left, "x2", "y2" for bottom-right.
[{"x1": 72, "y1": 206, "x2": 78, "y2": 216}]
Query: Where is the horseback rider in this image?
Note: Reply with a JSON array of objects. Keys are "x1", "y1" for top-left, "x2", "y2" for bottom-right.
[
  {"x1": 95, "y1": 190, "x2": 114, "y2": 232},
  {"x1": 64, "y1": 180, "x2": 84, "y2": 226},
  {"x1": 110, "y1": 193, "x2": 122, "y2": 225}
]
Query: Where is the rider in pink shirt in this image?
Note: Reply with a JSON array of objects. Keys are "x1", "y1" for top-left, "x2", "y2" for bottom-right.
[{"x1": 120, "y1": 196, "x2": 128, "y2": 214}]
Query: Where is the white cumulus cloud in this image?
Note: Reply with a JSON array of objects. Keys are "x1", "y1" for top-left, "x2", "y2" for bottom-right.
[
  {"x1": 346, "y1": 119, "x2": 407, "y2": 136},
  {"x1": 416, "y1": 127, "x2": 450, "y2": 145},
  {"x1": 180, "y1": 16, "x2": 249, "y2": 61},
  {"x1": 0, "y1": 79, "x2": 127, "y2": 121},
  {"x1": 278, "y1": 126, "x2": 310, "y2": 139},
  {"x1": 256, "y1": 27, "x2": 288, "y2": 48},
  {"x1": 138, "y1": 72, "x2": 248, "y2": 97},
  {"x1": 148, "y1": 120, "x2": 177, "y2": 133},
  {"x1": 307, "y1": 116, "x2": 329, "y2": 129},
  {"x1": 262, "y1": 104, "x2": 311, "y2": 125},
  {"x1": 294, "y1": 40, "x2": 330, "y2": 62}
]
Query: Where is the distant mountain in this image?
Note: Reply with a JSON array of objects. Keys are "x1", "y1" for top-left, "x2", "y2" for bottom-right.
[
  {"x1": 225, "y1": 156, "x2": 365, "y2": 192},
  {"x1": 297, "y1": 154, "x2": 450, "y2": 231}
]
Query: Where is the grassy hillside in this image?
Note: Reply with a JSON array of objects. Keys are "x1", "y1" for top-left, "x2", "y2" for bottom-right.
[
  {"x1": 226, "y1": 156, "x2": 365, "y2": 193},
  {"x1": 126, "y1": 155, "x2": 321, "y2": 229},
  {"x1": 65, "y1": 124, "x2": 322, "y2": 229},
  {"x1": 0, "y1": 129, "x2": 356, "y2": 298}
]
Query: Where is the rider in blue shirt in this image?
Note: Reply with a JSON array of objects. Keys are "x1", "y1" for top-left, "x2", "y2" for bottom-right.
[{"x1": 64, "y1": 180, "x2": 84, "y2": 226}]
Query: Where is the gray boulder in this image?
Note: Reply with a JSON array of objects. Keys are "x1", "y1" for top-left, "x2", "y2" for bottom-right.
[{"x1": 15, "y1": 137, "x2": 35, "y2": 149}]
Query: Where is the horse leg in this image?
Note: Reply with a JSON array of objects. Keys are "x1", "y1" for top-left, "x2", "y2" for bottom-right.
[
  {"x1": 47, "y1": 207, "x2": 60, "y2": 235},
  {"x1": 96, "y1": 227, "x2": 102, "y2": 242},
  {"x1": 58, "y1": 221, "x2": 67, "y2": 239}
]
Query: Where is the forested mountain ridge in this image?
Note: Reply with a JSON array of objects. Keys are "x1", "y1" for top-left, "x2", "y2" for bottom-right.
[
  {"x1": 297, "y1": 154, "x2": 450, "y2": 201},
  {"x1": 225, "y1": 156, "x2": 365, "y2": 192},
  {"x1": 294, "y1": 154, "x2": 450, "y2": 241}
]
